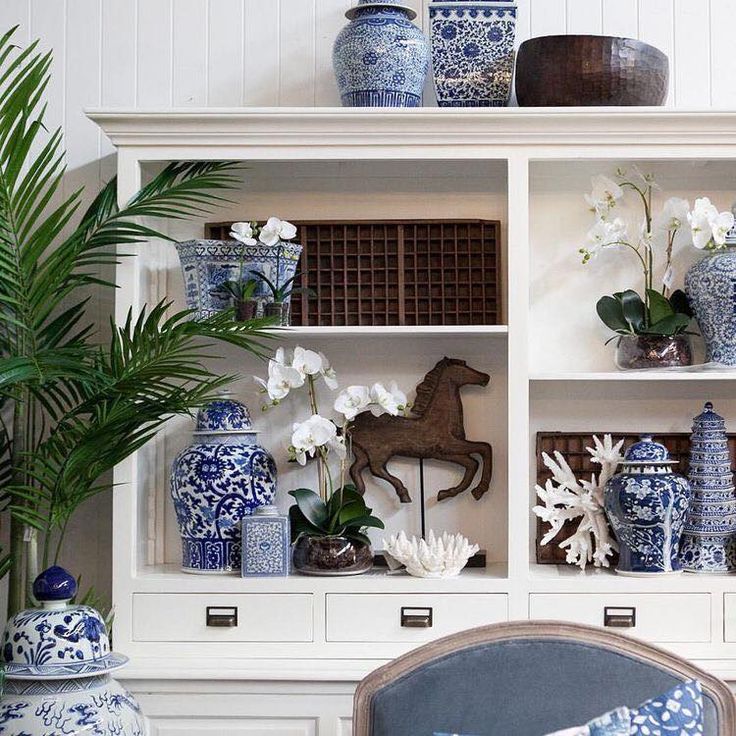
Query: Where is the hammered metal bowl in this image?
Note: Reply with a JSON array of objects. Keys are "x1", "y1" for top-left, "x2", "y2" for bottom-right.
[{"x1": 515, "y1": 34, "x2": 669, "y2": 106}]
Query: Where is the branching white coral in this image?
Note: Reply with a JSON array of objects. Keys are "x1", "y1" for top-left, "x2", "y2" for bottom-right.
[
  {"x1": 383, "y1": 530, "x2": 479, "y2": 578},
  {"x1": 532, "y1": 435, "x2": 623, "y2": 570}
]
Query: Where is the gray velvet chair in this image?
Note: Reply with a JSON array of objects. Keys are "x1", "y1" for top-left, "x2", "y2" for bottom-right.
[{"x1": 353, "y1": 621, "x2": 736, "y2": 736}]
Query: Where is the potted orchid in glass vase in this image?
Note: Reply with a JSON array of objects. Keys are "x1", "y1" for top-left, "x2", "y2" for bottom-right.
[
  {"x1": 255, "y1": 347, "x2": 408, "y2": 575},
  {"x1": 580, "y1": 171, "x2": 734, "y2": 370}
]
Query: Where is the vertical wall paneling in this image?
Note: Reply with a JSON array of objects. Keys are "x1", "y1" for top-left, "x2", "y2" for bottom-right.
[
  {"x1": 602, "y1": 0, "x2": 638, "y2": 39},
  {"x1": 208, "y1": 0, "x2": 244, "y2": 106},
  {"x1": 0, "y1": 1, "x2": 30, "y2": 44},
  {"x1": 529, "y1": 0, "x2": 566, "y2": 37},
  {"x1": 673, "y1": 0, "x2": 711, "y2": 107},
  {"x1": 314, "y1": 0, "x2": 350, "y2": 106},
  {"x1": 514, "y1": 0, "x2": 531, "y2": 46},
  {"x1": 566, "y1": 0, "x2": 602, "y2": 35},
  {"x1": 172, "y1": 0, "x2": 208, "y2": 106},
  {"x1": 136, "y1": 0, "x2": 173, "y2": 107},
  {"x1": 638, "y1": 0, "x2": 676, "y2": 106},
  {"x1": 709, "y1": 0, "x2": 736, "y2": 108},
  {"x1": 279, "y1": 0, "x2": 316, "y2": 106},
  {"x1": 243, "y1": 0, "x2": 280, "y2": 105}
]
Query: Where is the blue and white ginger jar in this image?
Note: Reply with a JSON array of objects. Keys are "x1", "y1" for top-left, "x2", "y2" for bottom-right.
[
  {"x1": 0, "y1": 566, "x2": 148, "y2": 735},
  {"x1": 685, "y1": 204, "x2": 736, "y2": 366},
  {"x1": 429, "y1": 0, "x2": 517, "y2": 107},
  {"x1": 333, "y1": 0, "x2": 430, "y2": 107},
  {"x1": 604, "y1": 435, "x2": 691, "y2": 576},
  {"x1": 176, "y1": 239, "x2": 303, "y2": 320},
  {"x1": 170, "y1": 397, "x2": 277, "y2": 573}
]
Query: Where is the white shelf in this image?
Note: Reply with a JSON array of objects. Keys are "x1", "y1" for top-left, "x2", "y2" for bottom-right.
[
  {"x1": 279, "y1": 325, "x2": 508, "y2": 338},
  {"x1": 530, "y1": 370, "x2": 736, "y2": 382}
]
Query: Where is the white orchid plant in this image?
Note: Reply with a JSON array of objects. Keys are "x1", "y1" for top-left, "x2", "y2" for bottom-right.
[
  {"x1": 255, "y1": 346, "x2": 408, "y2": 545},
  {"x1": 580, "y1": 170, "x2": 735, "y2": 340},
  {"x1": 533, "y1": 435, "x2": 624, "y2": 570}
]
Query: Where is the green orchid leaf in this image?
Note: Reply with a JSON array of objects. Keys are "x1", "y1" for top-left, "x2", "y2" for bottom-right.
[
  {"x1": 646, "y1": 289, "x2": 675, "y2": 325},
  {"x1": 596, "y1": 295, "x2": 630, "y2": 334},
  {"x1": 669, "y1": 289, "x2": 694, "y2": 318},
  {"x1": 643, "y1": 313, "x2": 691, "y2": 336},
  {"x1": 617, "y1": 290, "x2": 646, "y2": 332},
  {"x1": 288, "y1": 489, "x2": 329, "y2": 529}
]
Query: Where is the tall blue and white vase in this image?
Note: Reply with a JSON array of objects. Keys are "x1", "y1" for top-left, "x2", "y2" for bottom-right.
[
  {"x1": 604, "y1": 435, "x2": 691, "y2": 576},
  {"x1": 170, "y1": 397, "x2": 277, "y2": 574},
  {"x1": 680, "y1": 402, "x2": 736, "y2": 573},
  {"x1": 0, "y1": 567, "x2": 149, "y2": 735},
  {"x1": 333, "y1": 0, "x2": 430, "y2": 107},
  {"x1": 685, "y1": 205, "x2": 736, "y2": 366},
  {"x1": 429, "y1": 1, "x2": 517, "y2": 107}
]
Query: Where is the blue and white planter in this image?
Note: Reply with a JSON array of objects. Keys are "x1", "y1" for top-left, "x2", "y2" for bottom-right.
[
  {"x1": 604, "y1": 436, "x2": 691, "y2": 576},
  {"x1": 333, "y1": 0, "x2": 430, "y2": 107},
  {"x1": 170, "y1": 398, "x2": 277, "y2": 574},
  {"x1": 429, "y1": 1, "x2": 517, "y2": 107},
  {"x1": 0, "y1": 567, "x2": 148, "y2": 735},
  {"x1": 176, "y1": 239, "x2": 302, "y2": 320}
]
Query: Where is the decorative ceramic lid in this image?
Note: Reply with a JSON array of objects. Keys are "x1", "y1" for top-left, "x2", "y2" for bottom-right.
[
  {"x1": 623, "y1": 434, "x2": 676, "y2": 465},
  {"x1": 2, "y1": 567, "x2": 128, "y2": 680},
  {"x1": 195, "y1": 397, "x2": 255, "y2": 434},
  {"x1": 693, "y1": 401, "x2": 726, "y2": 426},
  {"x1": 346, "y1": 0, "x2": 417, "y2": 20},
  {"x1": 725, "y1": 203, "x2": 736, "y2": 246}
]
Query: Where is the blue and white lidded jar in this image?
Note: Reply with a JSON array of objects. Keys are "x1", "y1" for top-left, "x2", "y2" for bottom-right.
[
  {"x1": 429, "y1": 0, "x2": 517, "y2": 107},
  {"x1": 333, "y1": 0, "x2": 430, "y2": 107},
  {"x1": 604, "y1": 435, "x2": 691, "y2": 576},
  {"x1": 170, "y1": 397, "x2": 277, "y2": 574},
  {"x1": 0, "y1": 566, "x2": 148, "y2": 735},
  {"x1": 242, "y1": 505, "x2": 291, "y2": 577}
]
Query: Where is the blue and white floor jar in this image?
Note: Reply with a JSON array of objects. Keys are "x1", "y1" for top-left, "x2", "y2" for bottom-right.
[
  {"x1": 333, "y1": 0, "x2": 430, "y2": 107},
  {"x1": 604, "y1": 435, "x2": 691, "y2": 576},
  {"x1": 170, "y1": 397, "x2": 277, "y2": 573},
  {"x1": 0, "y1": 566, "x2": 148, "y2": 735},
  {"x1": 429, "y1": 1, "x2": 517, "y2": 107}
]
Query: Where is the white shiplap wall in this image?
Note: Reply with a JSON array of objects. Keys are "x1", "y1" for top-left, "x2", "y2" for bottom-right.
[{"x1": 0, "y1": 0, "x2": 730, "y2": 601}]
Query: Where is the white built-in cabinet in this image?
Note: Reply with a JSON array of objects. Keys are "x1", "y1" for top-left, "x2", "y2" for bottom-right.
[{"x1": 88, "y1": 108, "x2": 736, "y2": 732}]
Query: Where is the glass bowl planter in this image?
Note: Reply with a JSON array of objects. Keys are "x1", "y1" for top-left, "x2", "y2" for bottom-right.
[
  {"x1": 292, "y1": 536, "x2": 373, "y2": 576},
  {"x1": 614, "y1": 334, "x2": 693, "y2": 370}
]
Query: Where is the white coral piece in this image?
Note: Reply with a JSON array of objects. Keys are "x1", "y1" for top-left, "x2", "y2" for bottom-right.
[
  {"x1": 532, "y1": 434, "x2": 623, "y2": 570},
  {"x1": 383, "y1": 530, "x2": 479, "y2": 578}
]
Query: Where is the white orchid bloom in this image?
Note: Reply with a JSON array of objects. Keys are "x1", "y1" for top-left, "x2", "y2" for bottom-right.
[
  {"x1": 258, "y1": 216, "x2": 298, "y2": 246},
  {"x1": 584, "y1": 174, "x2": 623, "y2": 217},
  {"x1": 230, "y1": 221, "x2": 257, "y2": 245},
  {"x1": 369, "y1": 381, "x2": 408, "y2": 417},
  {"x1": 660, "y1": 197, "x2": 690, "y2": 232},
  {"x1": 273, "y1": 346, "x2": 288, "y2": 365},
  {"x1": 330, "y1": 433, "x2": 347, "y2": 460},
  {"x1": 319, "y1": 352, "x2": 338, "y2": 390},
  {"x1": 290, "y1": 415, "x2": 337, "y2": 465},
  {"x1": 586, "y1": 217, "x2": 627, "y2": 252},
  {"x1": 292, "y1": 346, "x2": 323, "y2": 378},
  {"x1": 260, "y1": 358, "x2": 304, "y2": 401},
  {"x1": 688, "y1": 197, "x2": 735, "y2": 250},
  {"x1": 334, "y1": 385, "x2": 372, "y2": 421},
  {"x1": 712, "y1": 210, "x2": 735, "y2": 248}
]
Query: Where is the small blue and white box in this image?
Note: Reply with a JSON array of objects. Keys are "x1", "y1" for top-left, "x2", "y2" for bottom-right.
[{"x1": 242, "y1": 505, "x2": 290, "y2": 577}]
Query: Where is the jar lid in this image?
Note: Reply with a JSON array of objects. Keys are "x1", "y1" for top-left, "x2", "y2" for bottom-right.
[
  {"x1": 2, "y1": 567, "x2": 128, "y2": 681},
  {"x1": 693, "y1": 401, "x2": 726, "y2": 425},
  {"x1": 254, "y1": 505, "x2": 279, "y2": 516},
  {"x1": 195, "y1": 397, "x2": 255, "y2": 434},
  {"x1": 623, "y1": 434, "x2": 676, "y2": 465},
  {"x1": 346, "y1": 1, "x2": 418, "y2": 20}
]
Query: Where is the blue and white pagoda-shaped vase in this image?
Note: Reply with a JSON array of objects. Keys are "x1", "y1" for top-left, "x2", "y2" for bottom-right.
[
  {"x1": 333, "y1": 0, "x2": 430, "y2": 107},
  {"x1": 429, "y1": 0, "x2": 517, "y2": 107},
  {"x1": 680, "y1": 402, "x2": 736, "y2": 573},
  {"x1": 685, "y1": 203, "x2": 736, "y2": 366},
  {"x1": 170, "y1": 397, "x2": 277, "y2": 573},
  {"x1": 604, "y1": 435, "x2": 691, "y2": 576},
  {"x1": 0, "y1": 567, "x2": 148, "y2": 735}
]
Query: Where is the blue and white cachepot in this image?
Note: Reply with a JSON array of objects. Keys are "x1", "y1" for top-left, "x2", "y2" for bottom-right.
[
  {"x1": 0, "y1": 566, "x2": 148, "y2": 735},
  {"x1": 333, "y1": 0, "x2": 430, "y2": 107},
  {"x1": 170, "y1": 397, "x2": 277, "y2": 573},
  {"x1": 604, "y1": 435, "x2": 691, "y2": 576},
  {"x1": 429, "y1": 1, "x2": 517, "y2": 107},
  {"x1": 175, "y1": 239, "x2": 303, "y2": 320}
]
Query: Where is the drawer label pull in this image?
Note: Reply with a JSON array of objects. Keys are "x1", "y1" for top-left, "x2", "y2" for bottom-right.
[
  {"x1": 206, "y1": 606, "x2": 238, "y2": 628},
  {"x1": 401, "y1": 606, "x2": 433, "y2": 628},
  {"x1": 604, "y1": 606, "x2": 636, "y2": 628}
]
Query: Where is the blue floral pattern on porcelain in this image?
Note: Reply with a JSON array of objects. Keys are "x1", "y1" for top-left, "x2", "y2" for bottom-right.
[
  {"x1": 333, "y1": 2, "x2": 430, "y2": 107},
  {"x1": 429, "y1": 2, "x2": 517, "y2": 107},
  {"x1": 196, "y1": 398, "x2": 253, "y2": 432}
]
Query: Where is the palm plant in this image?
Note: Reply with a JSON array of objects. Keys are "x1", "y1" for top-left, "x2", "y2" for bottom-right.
[{"x1": 0, "y1": 26, "x2": 269, "y2": 615}]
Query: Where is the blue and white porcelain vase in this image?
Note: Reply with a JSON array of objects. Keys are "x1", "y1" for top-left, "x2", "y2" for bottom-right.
[
  {"x1": 176, "y1": 239, "x2": 302, "y2": 320},
  {"x1": 680, "y1": 402, "x2": 736, "y2": 573},
  {"x1": 429, "y1": 1, "x2": 517, "y2": 107},
  {"x1": 0, "y1": 566, "x2": 148, "y2": 735},
  {"x1": 170, "y1": 397, "x2": 277, "y2": 573},
  {"x1": 604, "y1": 435, "x2": 691, "y2": 576},
  {"x1": 685, "y1": 205, "x2": 736, "y2": 366},
  {"x1": 242, "y1": 505, "x2": 290, "y2": 577},
  {"x1": 333, "y1": 0, "x2": 430, "y2": 107}
]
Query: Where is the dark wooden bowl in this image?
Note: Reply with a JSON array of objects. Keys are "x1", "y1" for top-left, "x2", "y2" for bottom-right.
[{"x1": 515, "y1": 35, "x2": 669, "y2": 106}]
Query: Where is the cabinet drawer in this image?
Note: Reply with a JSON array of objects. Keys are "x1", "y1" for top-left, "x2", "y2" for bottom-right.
[
  {"x1": 133, "y1": 593, "x2": 313, "y2": 642},
  {"x1": 724, "y1": 594, "x2": 736, "y2": 642},
  {"x1": 326, "y1": 593, "x2": 508, "y2": 643},
  {"x1": 529, "y1": 593, "x2": 710, "y2": 643}
]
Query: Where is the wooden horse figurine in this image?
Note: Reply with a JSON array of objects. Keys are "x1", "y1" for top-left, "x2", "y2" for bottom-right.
[{"x1": 349, "y1": 357, "x2": 493, "y2": 504}]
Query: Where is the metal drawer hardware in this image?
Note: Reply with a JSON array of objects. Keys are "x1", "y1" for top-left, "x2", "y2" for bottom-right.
[
  {"x1": 604, "y1": 606, "x2": 636, "y2": 628},
  {"x1": 206, "y1": 606, "x2": 238, "y2": 628},
  {"x1": 401, "y1": 606, "x2": 433, "y2": 628}
]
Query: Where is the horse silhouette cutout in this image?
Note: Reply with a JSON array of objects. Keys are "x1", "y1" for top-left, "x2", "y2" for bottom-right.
[{"x1": 349, "y1": 357, "x2": 492, "y2": 503}]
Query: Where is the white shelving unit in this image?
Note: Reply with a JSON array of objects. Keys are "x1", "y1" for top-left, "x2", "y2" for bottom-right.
[{"x1": 89, "y1": 108, "x2": 736, "y2": 734}]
